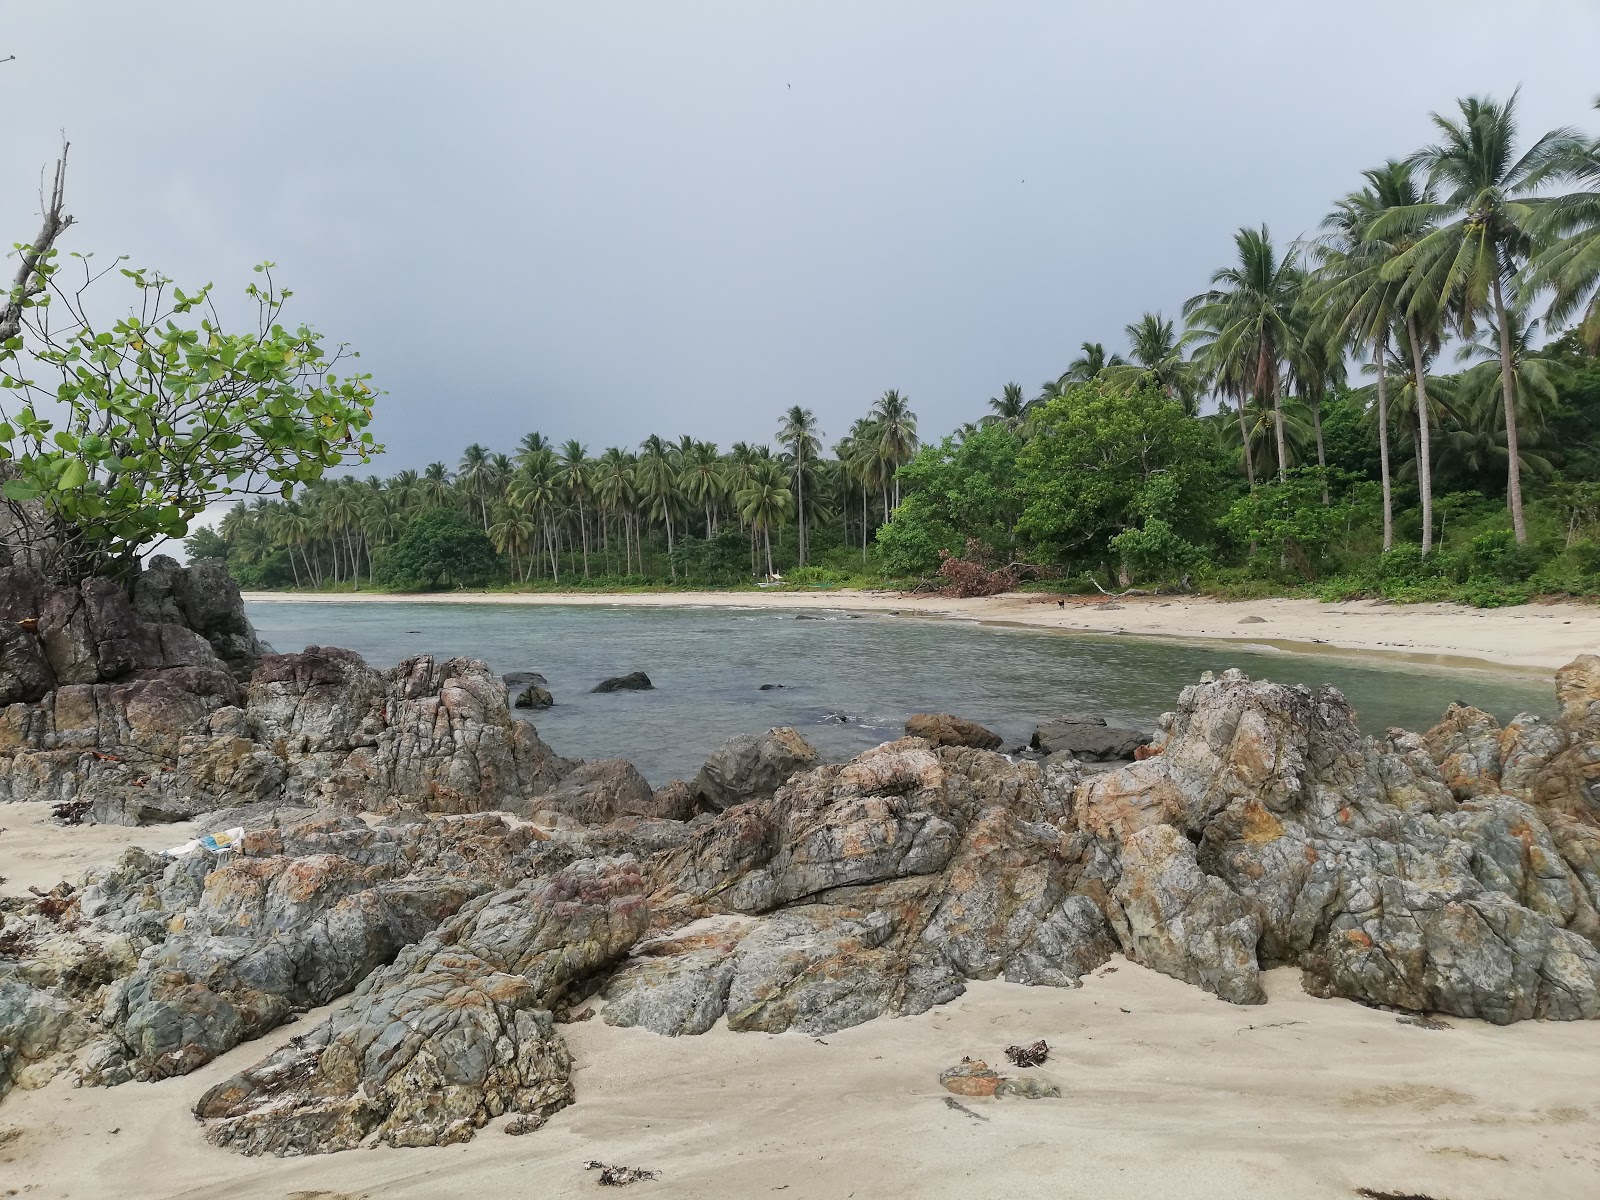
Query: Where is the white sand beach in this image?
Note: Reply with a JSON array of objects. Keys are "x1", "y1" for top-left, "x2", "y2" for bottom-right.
[
  {"x1": 1, "y1": 803, "x2": 1597, "y2": 1200},
  {"x1": 243, "y1": 589, "x2": 1600, "y2": 674}
]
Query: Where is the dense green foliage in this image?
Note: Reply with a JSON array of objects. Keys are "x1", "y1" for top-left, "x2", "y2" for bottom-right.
[
  {"x1": 194, "y1": 90, "x2": 1600, "y2": 607},
  {"x1": 373, "y1": 509, "x2": 498, "y2": 591}
]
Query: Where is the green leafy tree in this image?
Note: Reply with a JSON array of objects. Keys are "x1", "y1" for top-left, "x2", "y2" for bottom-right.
[
  {"x1": 1, "y1": 228, "x2": 379, "y2": 582},
  {"x1": 876, "y1": 424, "x2": 1021, "y2": 576},
  {"x1": 1017, "y1": 382, "x2": 1225, "y2": 581},
  {"x1": 374, "y1": 508, "x2": 497, "y2": 590}
]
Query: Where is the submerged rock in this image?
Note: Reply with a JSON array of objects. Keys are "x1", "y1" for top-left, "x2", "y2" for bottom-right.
[
  {"x1": 592, "y1": 671, "x2": 653, "y2": 693},
  {"x1": 513, "y1": 683, "x2": 554, "y2": 709}
]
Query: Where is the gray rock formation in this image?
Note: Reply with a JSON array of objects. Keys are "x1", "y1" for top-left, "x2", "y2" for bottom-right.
[
  {"x1": 132, "y1": 555, "x2": 266, "y2": 680},
  {"x1": 692, "y1": 726, "x2": 820, "y2": 812},
  {"x1": 1030, "y1": 714, "x2": 1151, "y2": 761},
  {"x1": 194, "y1": 857, "x2": 648, "y2": 1154}
]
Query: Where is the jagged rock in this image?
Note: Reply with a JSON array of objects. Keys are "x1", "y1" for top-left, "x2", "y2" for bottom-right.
[
  {"x1": 132, "y1": 556, "x2": 265, "y2": 680},
  {"x1": 904, "y1": 713, "x2": 1003, "y2": 750},
  {"x1": 618, "y1": 741, "x2": 1110, "y2": 1037},
  {"x1": 1031, "y1": 715, "x2": 1150, "y2": 761},
  {"x1": 592, "y1": 671, "x2": 653, "y2": 694},
  {"x1": 513, "y1": 684, "x2": 553, "y2": 709},
  {"x1": 78, "y1": 813, "x2": 554, "y2": 1085},
  {"x1": 539, "y1": 760, "x2": 655, "y2": 824},
  {"x1": 1111, "y1": 823, "x2": 1265, "y2": 1004},
  {"x1": 648, "y1": 780, "x2": 698, "y2": 822},
  {"x1": 195, "y1": 857, "x2": 648, "y2": 1154},
  {"x1": 602, "y1": 921, "x2": 751, "y2": 1036},
  {"x1": 692, "y1": 727, "x2": 819, "y2": 812},
  {"x1": 0, "y1": 973, "x2": 93, "y2": 1097},
  {"x1": 503, "y1": 671, "x2": 548, "y2": 690}
]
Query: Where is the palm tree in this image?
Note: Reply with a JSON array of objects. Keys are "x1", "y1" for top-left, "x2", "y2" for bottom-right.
[
  {"x1": 558, "y1": 440, "x2": 593, "y2": 577},
  {"x1": 1530, "y1": 104, "x2": 1600, "y2": 352},
  {"x1": 637, "y1": 435, "x2": 681, "y2": 579},
  {"x1": 777, "y1": 406, "x2": 822, "y2": 566},
  {"x1": 594, "y1": 448, "x2": 638, "y2": 575},
  {"x1": 1184, "y1": 225, "x2": 1305, "y2": 482},
  {"x1": 420, "y1": 462, "x2": 453, "y2": 508},
  {"x1": 870, "y1": 390, "x2": 918, "y2": 511},
  {"x1": 457, "y1": 444, "x2": 495, "y2": 530},
  {"x1": 736, "y1": 459, "x2": 793, "y2": 580},
  {"x1": 984, "y1": 382, "x2": 1030, "y2": 430},
  {"x1": 1381, "y1": 92, "x2": 1580, "y2": 542},
  {"x1": 1450, "y1": 307, "x2": 1566, "y2": 486},
  {"x1": 1313, "y1": 161, "x2": 1429, "y2": 549},
  {"x1": 1109, "y1": 313, "x2": 1198, "y2": 412},
  {"x1": 1064, "y1": 341, "x2": 1124, "y2": 384}
]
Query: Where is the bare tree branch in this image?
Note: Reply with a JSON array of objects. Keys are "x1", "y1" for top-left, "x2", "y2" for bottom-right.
[{"x1": 0, "y1": 143, "x2": 74, "y2": 346}]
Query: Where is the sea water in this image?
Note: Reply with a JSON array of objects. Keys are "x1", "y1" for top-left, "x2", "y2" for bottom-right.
[{"x1": 245, "y1": 601, "x2": 1555, "y2": 787}]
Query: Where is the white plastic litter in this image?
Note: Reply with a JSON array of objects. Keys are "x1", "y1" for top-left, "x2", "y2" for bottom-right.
[{"x1": 164, "y1": 826, "x2": 245, "y2": 857}]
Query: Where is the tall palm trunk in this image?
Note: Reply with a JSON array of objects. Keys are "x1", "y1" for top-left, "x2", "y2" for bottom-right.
[
  {"x1": 764, "y1": 526, "x2": 774, "y2": 579},
  {"x1": 1490, "y1": 270, "x2": 1527, "y2": 543},
  {"x1": 1261, "y1": 342, "x2": 1287, "y2": 482},
  {"x1": 578, "y1": 501, "x2": 590, "y2": 578},
  {"x1": 1310, "y1": 387, "x2": 1327, "y2": 504},
  {"x1": 1405, "y1": 316, "x2": 1435, "y2": 556},
  {"x1": 796, "y1": 454, "x2": 806, "y2": 568},
  {"x1": 1374, "y1": 329, "x2": 1394, "y2": 552}
]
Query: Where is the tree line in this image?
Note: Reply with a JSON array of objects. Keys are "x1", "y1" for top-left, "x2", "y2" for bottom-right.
[{"x1": 199, "y1": 91, "x2": 1600, "y2": 603}]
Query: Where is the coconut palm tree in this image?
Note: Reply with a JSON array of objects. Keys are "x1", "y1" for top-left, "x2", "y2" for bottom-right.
[
  {"x1": 457, "y1": 444, "x2": 496, "y2": 530},
  {"x1": 636, "y1": 435, "x2": 682, "y2": 579},
  {"x1": 1108, "y1": 313, "x2": 1197, "y2": 412},
  {"x1": 736, "y1": 458, "x2": 794, "y2": 580},
  {"x1": 1184, "y1": 225, "x2": 1305, "y2": 482},
  {"x1": 1312, "y1": 161, "x2": 1429, "y2": 549},
  {"x1": 1064, "y1": 342, "x2": 1124, "y2": 384},
  {"x1": 984, "y1": 382, "x2": 1030, "y2": 430},
  {"x1": 420, "y1": 462, "x2": 453, "y2": 508},
  {"x1": 557, "y1": 440, "x2": 593, "y2": 577},
  {"x1": 1380, "y1": 92, "x2": 1580, "y2": 542},
  {"x1": 1529, "y1": 105, "x2": 1600, "y2": 352},
  {"x1": 593, "y1": 448, "x2": 638, "y2": 575},
  {"x1": 777, "y1": 406, "x2": 822, "y2": 566},
  {"x1": 870, "y1": 390, "x2": 918, "y2": 511}
]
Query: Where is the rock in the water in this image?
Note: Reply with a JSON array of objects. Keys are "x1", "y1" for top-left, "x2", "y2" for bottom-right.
[
  {"x1": 1030, "y1": 715, "x2": 1151, "y2": 761},
  {"x1": 692, "y1": 727, "x2": 819, "y2": 812},
  {"x1": 194, "y1": 857, "x2": 648, "y2": 1154},
  {"x1": 905, "y1": 713, "x2": 1003, "y2": 751},
  {"x1": 514, "y1": 683, "x2": 554, "y2": 709},
  {"x1": 502, "y1": 671, "x2": 548, "y2": 689},
  {"x1": 758, "y1": 683, "x2": 788, "y2": 691},
  {"x1": 592, "y1": 671, "x2": 653, "y2": 693}
]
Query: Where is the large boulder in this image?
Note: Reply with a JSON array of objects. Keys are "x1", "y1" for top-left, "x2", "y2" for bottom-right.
[
  {"x1": 1030, "y1": 714, "x2": 1151, "y2": 761},
  {"x1": 904, "y1": 712, "x2": 1003, "y2": 750},
  {"x1": 538, "y1": 759, "x2": 655, "y2": 824},
  {"x1": 692, "y1": 727, "x2": 820, "y2": 812}
]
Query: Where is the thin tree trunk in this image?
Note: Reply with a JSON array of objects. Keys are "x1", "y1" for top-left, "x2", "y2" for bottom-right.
[
  {"x1": 861, "y1": 486, "x2": 868, "y2": 563},
  {"x1": 1405, "y1": 316, "x2": 1435, "y2": 556},
  {"x1": 1311, "y1": 389, "x2": 1327, "y2": 505},
  {"x1": 1491, "y1": 270, "x2": 1527, "y2": 543},
  {"x1": 1235, "y1": 391, "x2": 1256, "y2": 489},
  {"x1": 764, "y1": 526, "x2": 774, "y2": 579},
  {"x1": 796, "y1": 454, "x2": 806, "y2": 568},
  {"x1": 1375, "y1": 330, "x2": 1394, "y2": 553},
  {"x1": 1270, "y1": 369, "x2": 1287, "y2": 482}
]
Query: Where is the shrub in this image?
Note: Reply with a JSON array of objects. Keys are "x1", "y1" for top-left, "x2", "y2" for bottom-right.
[{"x1": 373, "y1": 509, "x2": 498, "y2": 590}]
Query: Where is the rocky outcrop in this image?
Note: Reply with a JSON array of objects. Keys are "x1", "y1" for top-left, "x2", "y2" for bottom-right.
[
  {"x1": 194, "y1": 857, "x2": 648, "y2": 1154},
  {"x1": 132, "y1": 555, "x2": 265, "y2": 680},
  {"x1": 904, "y1": 712, "x2": 1003, "y2": 750},
  {"x1": 605, "y1": 739, "x2": 1114, "y2": 1038},
  {"x1": 691, "y1": 727, "x2": 819, "y2": 812},
  {"x1": 513, "y1": 684, "x2": 553, "y2": 709},
  {"x1": 1030, "y1": 714, "x2": 1151, "y2": 761},
  {"x1": 8, "y1": 643, "x2": 1600, "y2": 1160}
]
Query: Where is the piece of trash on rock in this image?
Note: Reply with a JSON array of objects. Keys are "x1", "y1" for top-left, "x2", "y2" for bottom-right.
[
  {"x1": 1004, "y1": 1040, "x2": 1049, "y2": 1068},
  {"x1": 586, "y1": 1160, "x2": 660, "y2": 1186}
]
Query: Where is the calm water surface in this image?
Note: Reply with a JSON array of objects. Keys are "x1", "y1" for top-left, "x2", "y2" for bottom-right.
[{"x1": 245, "y1": 601, "x2": 1554, "y2": 787}]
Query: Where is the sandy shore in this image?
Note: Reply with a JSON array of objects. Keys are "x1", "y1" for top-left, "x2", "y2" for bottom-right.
[
  {"x1": 244, "y1": 588, "x2": 1600, "y2": 674},
  {"x1": 2, "y1": 806, "x2": 1597, "y2": 1199}
]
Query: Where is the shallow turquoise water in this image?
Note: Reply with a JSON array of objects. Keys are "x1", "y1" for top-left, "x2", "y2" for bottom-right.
[{"x1": 244, "y1": 601, "x2": 1554, "y2": 787}]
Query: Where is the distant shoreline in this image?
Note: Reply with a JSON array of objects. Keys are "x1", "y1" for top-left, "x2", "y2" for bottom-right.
[{"x1": 240, "y1": 589, "x2": 1598, "y2": 674}]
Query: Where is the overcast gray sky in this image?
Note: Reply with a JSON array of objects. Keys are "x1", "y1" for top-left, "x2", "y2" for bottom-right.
[{"x1": 6, "y1": 1, "x2": 1599, "y2": 472}]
